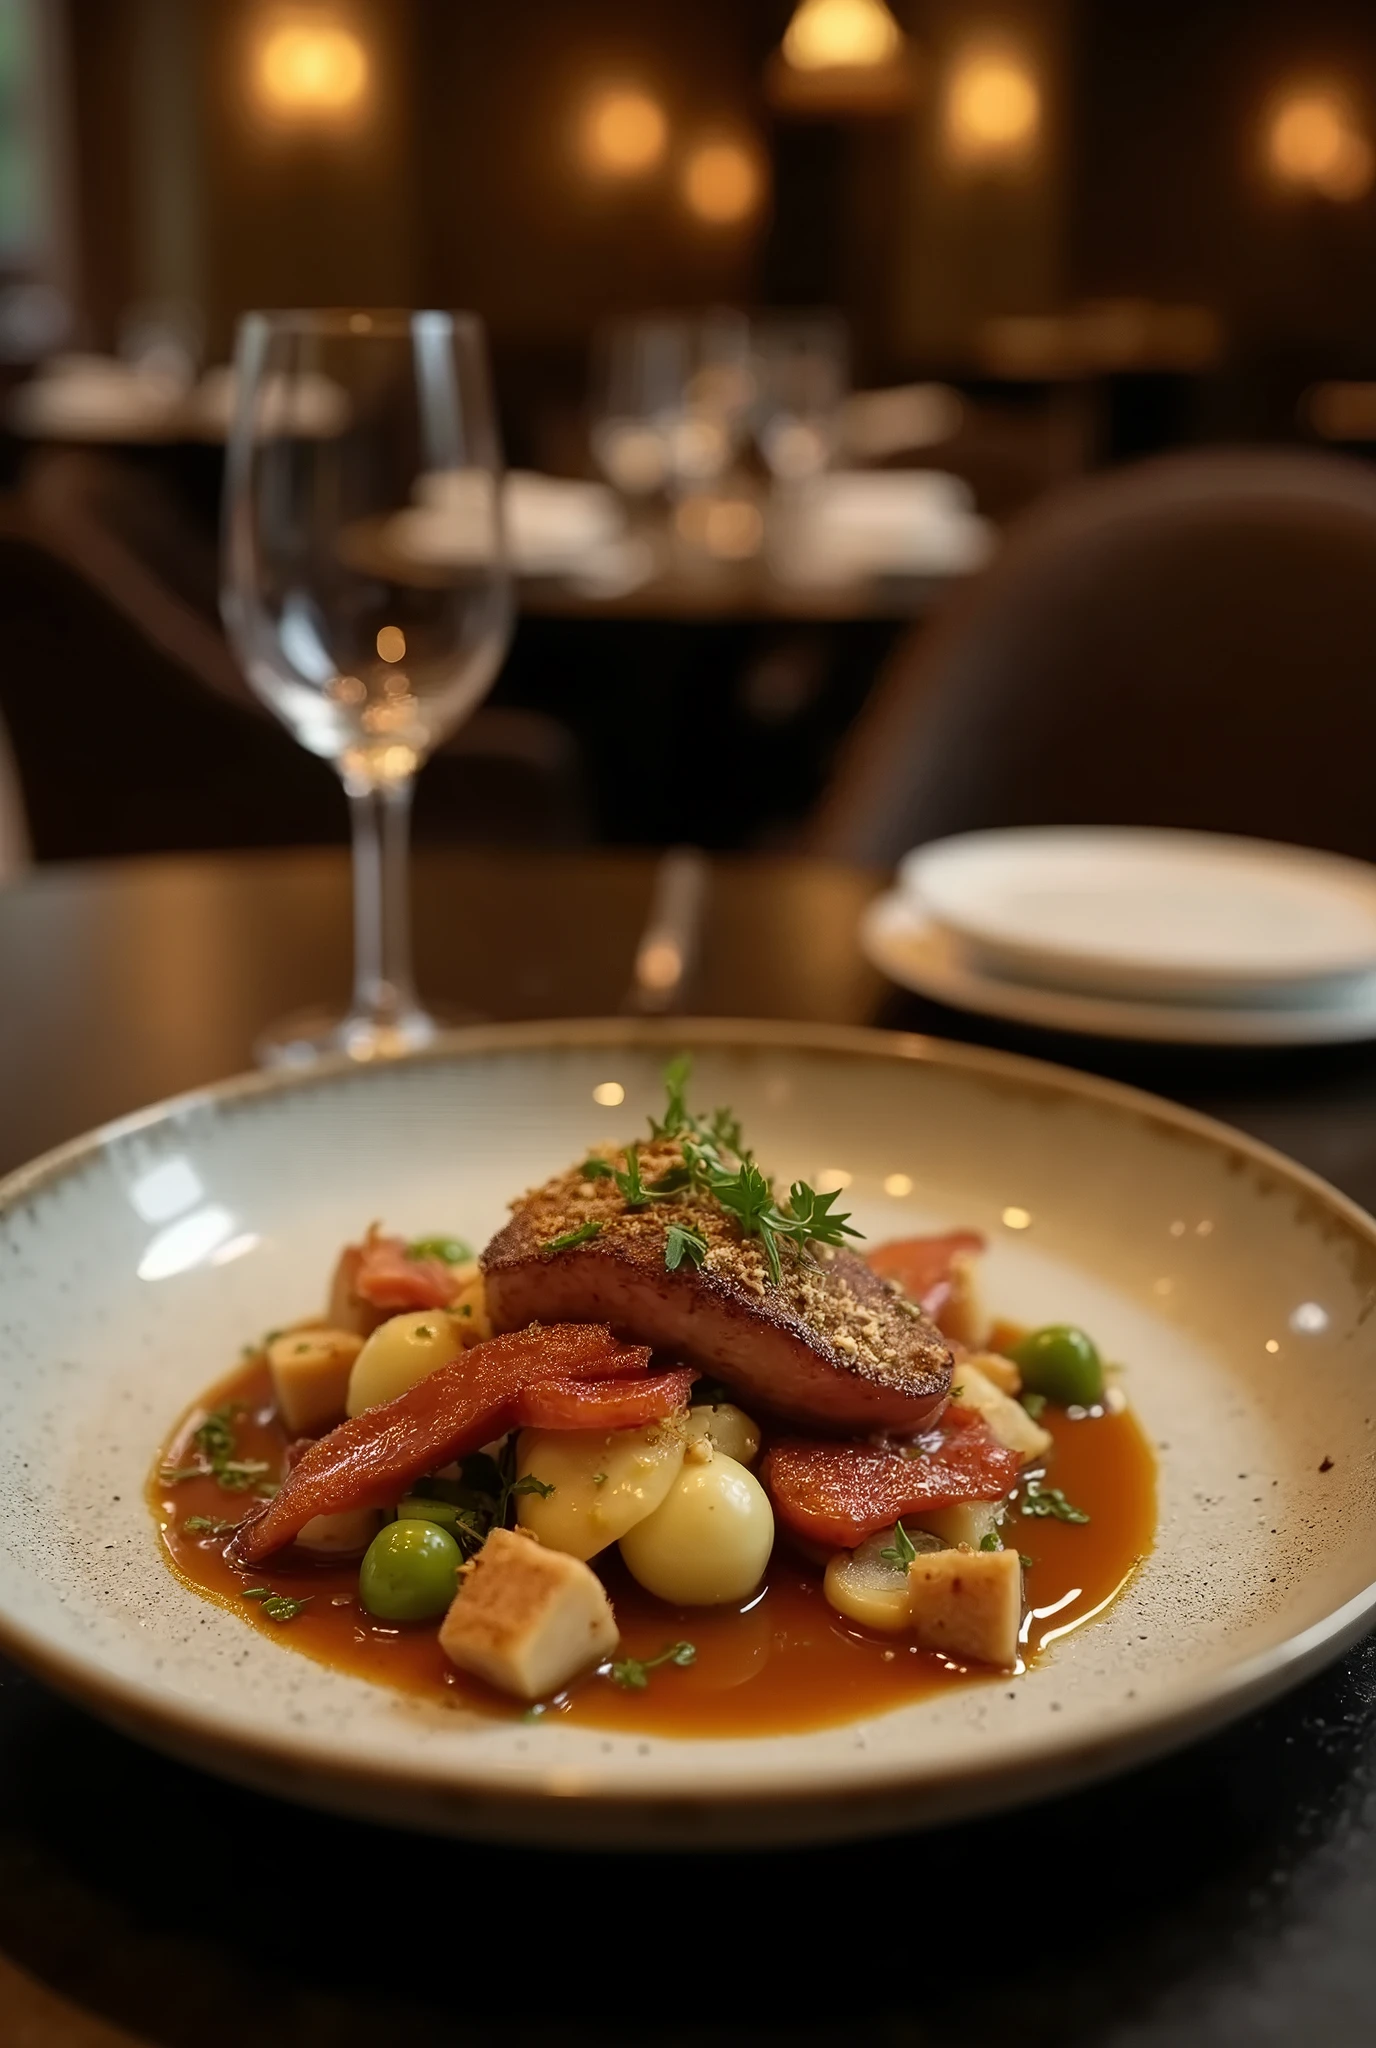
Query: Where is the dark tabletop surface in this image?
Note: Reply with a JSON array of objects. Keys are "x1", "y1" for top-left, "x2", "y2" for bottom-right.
[{"x1": 5, "y1": 847, "x2": 1376, "y2": 2048}]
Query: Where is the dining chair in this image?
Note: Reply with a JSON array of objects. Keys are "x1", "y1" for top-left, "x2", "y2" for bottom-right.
[{"x1": 810, "y1": 447, "x2": 1376, "y2": 868}]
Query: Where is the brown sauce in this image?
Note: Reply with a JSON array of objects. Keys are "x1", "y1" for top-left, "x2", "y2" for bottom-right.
[{"x1": 150, "y1": 1351, "x2": 1157, "y2": 1738}]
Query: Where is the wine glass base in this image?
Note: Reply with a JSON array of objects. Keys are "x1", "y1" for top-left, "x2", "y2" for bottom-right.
[{"x1": 254, "y1": 1003, "x2": 482, "y2": 1072}]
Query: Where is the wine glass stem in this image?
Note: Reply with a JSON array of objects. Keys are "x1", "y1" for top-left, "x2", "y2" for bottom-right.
[{"x1": 347, "y1": 777, "x2": 419, "y2": 1029}]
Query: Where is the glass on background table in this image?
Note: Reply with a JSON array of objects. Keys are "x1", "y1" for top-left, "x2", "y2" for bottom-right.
[
  {"x1": 222, "y1": 308, "x2": 512, "y2": 1067},
  {"x1": 4, "y1": 845, "x2": 1376, "y2": 2046}
]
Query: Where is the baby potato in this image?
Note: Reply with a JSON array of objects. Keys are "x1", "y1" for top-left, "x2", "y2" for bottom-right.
[
  {"x1": 514, "y1": 1421, "x2": 686, "y2": 1560},
  {"x1": 345, "y1": 1310, "x2": 466, "y2": 1416},
  {"x1": 450, "y1": 1270, "x2": 492, "y2": 1347},
  {"x1": 685, "y1": 1402, "x2": 761, "y2": 1467},
  {"x1": 619, "y1": 1454, "x2": 773, "y2": 1605}
]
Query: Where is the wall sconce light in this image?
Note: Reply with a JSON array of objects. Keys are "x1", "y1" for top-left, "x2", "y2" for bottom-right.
[
  {"x1": 253, "y1": 16, "x2": 370, "y2": 123},
  {"x1": 579, "y1": 87, "x2": 669, "y2": 179},
  {"x1": 943, "y1": 43, "x2": 1041, "y2": 169},
  {"x1": 681, "y1": 138, "x2": 766, "y2": 226},
  {"x1": 766, "y1": 0, "x2": 916, "y2": 116},
  {"x1": 1266, "y1": 89, "x2": 1374, "y2": 201}
]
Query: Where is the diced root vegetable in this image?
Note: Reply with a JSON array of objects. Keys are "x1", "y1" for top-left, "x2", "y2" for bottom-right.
[
  {"x1": 438, "y1": 1527, "x2": 619, "y2": 1699},
  {"x1": 913, "y1": 1498, "x2": 1002, "y2": 1549},
  {"x1": 267, "y1": 1327, "x2": 364, "y2": 1436},
  {"x1": 940, "y1": 1250, "x2": 987, "y2": 1348},
  {"x1": 950, "y1": 1361, "x2": 1052, "y2": 1463},
  {"x1": 968, "y1": 1350, "x2": 1021, "y2": 1397},
  {"x1": 294, "y1": 1506, "x2": 381, "y2": 1556},
  {"x1": 907, "y1": 1548, "x2": 1023, "y2": 1668}
]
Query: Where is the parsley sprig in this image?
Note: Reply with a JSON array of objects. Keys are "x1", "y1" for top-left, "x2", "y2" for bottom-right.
[
  {"x1": 609, "y1": 1640, "x2": 697, "y2": 1689},
  {"x1": 545, "y1": 1219, "x2": 603, "y2": 1253},
  {"x1": 243, "y1": 1588, "x2": 312, "y2": 1622},
  {"x1": 160, "y1": 1404, "x2": 274, "y2": 1495},
  {"x1": 878, "y1": 1523, "x2": 925, "y2": 1570},
  {"x1": 1020, "y1": 1480, "x2": 1090, "y2": 1524},
  {"x1": 665, "y1": 1222, "x2": 708, "y2": 1271},
  {"x1": 405, "y1": 1444, "x2": 555, "y2": 1551}
]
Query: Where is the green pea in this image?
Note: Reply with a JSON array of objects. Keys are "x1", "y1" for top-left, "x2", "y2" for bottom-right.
[
  {"x1": 359, "y1": 1520, "x2": 462, "y2": 1622},
  {"x1": 1010, "y1": 1324, "x2": 1104, "y2": 1408},
  {"x1": 396, "y1": 1496, "x2": 466, "y2": 1537}
]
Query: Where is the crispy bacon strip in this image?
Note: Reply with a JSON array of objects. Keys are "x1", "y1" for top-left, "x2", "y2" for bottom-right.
[
  {"x1": 518, "y1": 1368, "x2": 695, "y2": 1431},
  {"x1": 233, "y1": 1323, "x2": 651, "y2": 1564},
  {"x1": 867, "y1": 1232, "x2": 985, "y2": 1331},
  {"x1": 761, "y1": 1410, "x2": 1022, "y2": 1550}
]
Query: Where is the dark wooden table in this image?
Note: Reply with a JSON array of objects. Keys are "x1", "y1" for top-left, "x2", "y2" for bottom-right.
[{"x1": 5, "y1": 848, "x2": 1376, "y2": 2048}]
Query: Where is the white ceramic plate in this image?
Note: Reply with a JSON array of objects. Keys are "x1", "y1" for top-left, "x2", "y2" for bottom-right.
[
  {"x1": 863, "y1": 890, "x2": 1376, "y2": 1046},
  {"x1": 902, "y1": 828, "x2": 1376, "y2": 1003},
  {"x1": 1, "y1": 1019, "x2": 1375, "y2": 1848}
]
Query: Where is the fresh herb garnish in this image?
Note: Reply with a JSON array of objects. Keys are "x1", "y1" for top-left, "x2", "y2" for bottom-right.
[
  {"x1": 510, "y1": 1473, "x2": 555, "y2": 1504},
  {"x1": 183, "y1": 1514, "x2": 239, "y2": 1535},
  {"x1": 214, "y1": 1458, "x2": 272, "y2": 1493},
  {"x1": 405, "y1": 1236, "x2": 472, "y2": 1265},
  {"x1": 611, "y1": 1142, "x2": 654, "y2": 1210},
  {"x1": 648, "y1": 1054, "x2": 693, "y2": 1140},
  {"x1": 161, "y1": 1405, "x2": 273, "y2": 1495},
  {"x1": 1021, "y1": 1391, "x2": 1048, "y2": 1420},
  {"x1": 192, "y1": 1404, "x2": 243, "y2": 1464},
  {"x1": 879, "y1": 1522, "x2": 920, "y2": 1570},
  {"x1": 978, "y1": 1531, "x2": 1001, "y2": 1552},
  {"x1": 581, "y1": 1157, "x2": 614, "y2": 1180},
  {"x1": 609, "y1": 1640, "x2": 697, "y2": 1689},
  {"x1": 664, "y1": 1222, "x2": 708, "y2": 1272},
  {"x1": 592, "y1": 1471, "x2": 608, "y2": 1487},
  {"x1": 159, "y1": 1464, "x2": 208, "y2": 1486},
  {"x1": 545, "y1": 1220, "x2": 603, "y2": 1253},
  {"x1": 1020, "y1": 1480, "x2": 1090, "y2": 1524},
  {"x1": 243, "y1": 1589, "x2": 312, "y2": 1622},
  {"x1": 1019, "y1": 1553, "x2": 1034, "y2": 1569}
]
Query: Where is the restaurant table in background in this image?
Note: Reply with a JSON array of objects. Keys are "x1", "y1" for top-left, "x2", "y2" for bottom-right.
[{"x1": 4, "y1": 848, "x2": 1376, "y2": 2047}]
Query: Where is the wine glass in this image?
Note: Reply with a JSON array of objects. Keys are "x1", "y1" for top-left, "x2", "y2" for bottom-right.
[{"x1": 222, "y1": 309, "x2": 512, "y2": 1068}]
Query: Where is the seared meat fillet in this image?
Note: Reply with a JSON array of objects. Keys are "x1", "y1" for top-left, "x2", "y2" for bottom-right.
[{"x1": 482, "y1": 1142, "x2": 953, "y2": 1433}]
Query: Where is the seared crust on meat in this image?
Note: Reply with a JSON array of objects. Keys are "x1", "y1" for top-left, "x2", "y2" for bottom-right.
[{"x1": 482, "y1": 1141, "x2": 952, "y2": 1433}]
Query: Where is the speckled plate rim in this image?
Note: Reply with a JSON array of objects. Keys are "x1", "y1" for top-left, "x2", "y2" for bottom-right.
[{"x1": 2, "y1": 1016, "x2": 1376, "y2": 1848}]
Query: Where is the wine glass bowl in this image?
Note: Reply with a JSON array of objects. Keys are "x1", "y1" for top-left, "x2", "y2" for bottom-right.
[{"x1": 221, "y1": 309, "x2": 512, "y2": 1067}]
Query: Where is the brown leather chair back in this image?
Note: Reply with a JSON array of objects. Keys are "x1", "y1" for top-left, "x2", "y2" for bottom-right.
[{"x1": 812, "y1": 448, "x2": 1376, "y2": 868}]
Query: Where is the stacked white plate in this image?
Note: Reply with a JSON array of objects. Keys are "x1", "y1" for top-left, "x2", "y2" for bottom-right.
[{"x1": 860, "y1": 827, "x2": 1376, "y2": 1044}]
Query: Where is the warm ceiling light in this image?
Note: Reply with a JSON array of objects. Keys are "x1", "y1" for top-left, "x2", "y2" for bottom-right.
[
  {"x1": 768, "y1": 0, "x2": 914, "y2": 114},
  {"x1": 681, "y1": 139, "x2": 764, "y2": 226},
  {"x1": 782, "y1": 0, "x2": 902, "y2": 71},
  {"x1": 1268, "y1": 90, "x2": 1375, "y2": 201},
  {"x1": 255, "y1": 19, "x2": 369, "y2": 118},
  {"x1": 580, "y1": 88, "x2": 668, "y2": 177},
  {"x1": 945, "y1": 47, "x2": 1041, "y2": 166}
]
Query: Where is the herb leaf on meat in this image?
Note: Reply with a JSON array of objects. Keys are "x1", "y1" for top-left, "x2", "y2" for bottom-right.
[
  {"x1": 545, "y1": 1220, "x2": 603, "y2": 1253},
  {"x1": 664, "y1": 1222, "x2": 709, "y2": 1272}
]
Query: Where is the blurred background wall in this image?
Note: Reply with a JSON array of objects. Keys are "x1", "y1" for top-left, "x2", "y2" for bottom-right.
[{"x1": 4, "y1": 0, "x2": 1376, "y2": 863}]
